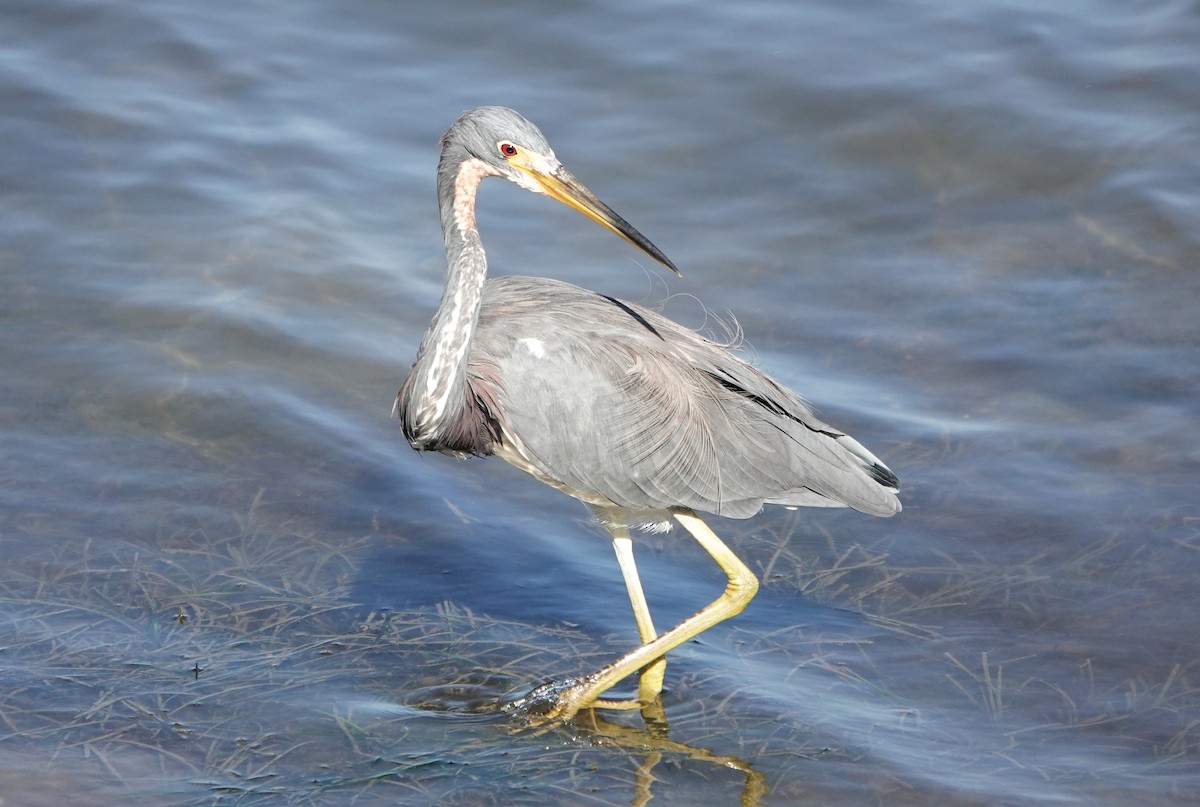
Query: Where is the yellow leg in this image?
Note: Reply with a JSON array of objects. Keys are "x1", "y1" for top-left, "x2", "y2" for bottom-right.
[
  {"x1": 611, "y1": 526, "x2": 667, "y2": 703},
  {"x1": 547, "y1": 509, "x2": 759, "y2": 720}
]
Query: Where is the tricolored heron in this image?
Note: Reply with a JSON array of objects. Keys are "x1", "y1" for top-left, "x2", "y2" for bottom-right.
[{"x1": 396, "y1": 106, "x2": 900, "y2": 720}]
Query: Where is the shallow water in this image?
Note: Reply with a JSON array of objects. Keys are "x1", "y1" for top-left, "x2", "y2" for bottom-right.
[{"x1": 2, "y1": 0, "x2": 1198, "y2": 804}]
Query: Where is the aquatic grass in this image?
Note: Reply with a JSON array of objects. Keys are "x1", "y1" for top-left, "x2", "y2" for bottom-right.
[
  {"x1": 741, "y1": 508, "x2": 1200, "y2": 787},
  {"x1": 0, "y1": 490, "x2": 1198, "y2": 805},
  {"x1": 942, "y1": 651, "x2": 1013, "y2": 724},
  {"x1": 0, "y1": 491, "x2": 775, "y2": 805},
  {"x1": 0, "y1": 506, "x2": 766, "y2": 803}
]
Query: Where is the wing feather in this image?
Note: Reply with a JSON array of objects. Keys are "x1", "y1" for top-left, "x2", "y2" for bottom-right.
[{"x1": 472, "y1": 276, "x2": 900, "y2": 519}]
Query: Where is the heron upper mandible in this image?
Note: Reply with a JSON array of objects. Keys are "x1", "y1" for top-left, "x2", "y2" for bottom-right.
[{"x1": 396, "y1": 106, "x2": 900, "y2": 720}]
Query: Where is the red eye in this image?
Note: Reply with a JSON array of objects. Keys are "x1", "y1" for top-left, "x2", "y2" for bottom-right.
[{"x1": 499, "y1": 142, "x2": 518, "y2": 157}]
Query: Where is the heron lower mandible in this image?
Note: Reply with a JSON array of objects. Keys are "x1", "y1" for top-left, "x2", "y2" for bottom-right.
[{"x1": 396, "y1": 106, "x2": 900, "y2": 721}]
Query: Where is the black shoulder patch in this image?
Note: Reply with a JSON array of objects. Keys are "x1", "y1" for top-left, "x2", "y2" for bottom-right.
[
  {"x1": 703, "y1": 370, "x2": 840, "y2": 437},
  {"x1": 600, "y1": 294, "x2": 665, "y2": 341}
]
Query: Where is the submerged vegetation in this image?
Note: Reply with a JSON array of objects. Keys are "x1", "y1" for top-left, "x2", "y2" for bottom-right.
[{"x1": 0, "y1": 489, "x2": 1196, "y2": 805}]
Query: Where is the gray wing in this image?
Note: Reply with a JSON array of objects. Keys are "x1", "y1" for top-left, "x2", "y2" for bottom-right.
[{"x1": 471, "y1": 276, "x2": 900, "y2": 519}]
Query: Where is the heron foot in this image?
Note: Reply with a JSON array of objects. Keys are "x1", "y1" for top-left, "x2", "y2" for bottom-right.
[
  {"x1": 505, "y1": 676, "x2": 652, "y2": 722},
  {"x1": 638, "y1": 657, "x2": 667, "y2": 704}
]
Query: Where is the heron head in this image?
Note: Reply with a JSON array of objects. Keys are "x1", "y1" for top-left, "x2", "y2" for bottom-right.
[{"x1": 441, "y1": 106, "x2": 680, "y2": 275}]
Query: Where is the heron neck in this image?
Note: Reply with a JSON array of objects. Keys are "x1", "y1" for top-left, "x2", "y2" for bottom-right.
[{"x1": 406, "y1": 157, "x2": 493, "y2": 442}]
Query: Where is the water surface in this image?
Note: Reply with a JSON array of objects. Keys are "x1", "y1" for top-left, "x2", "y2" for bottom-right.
[{"x1": 2, "y1": 0, "x2": 1198, "y2": 804}]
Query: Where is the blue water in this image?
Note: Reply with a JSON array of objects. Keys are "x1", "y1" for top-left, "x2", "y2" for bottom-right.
[{"x1": 2, "y1": 0, "x2": 1198, "y2": 804}]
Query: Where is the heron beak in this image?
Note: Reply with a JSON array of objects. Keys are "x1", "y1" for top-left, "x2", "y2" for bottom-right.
[{"x1": 516, "y1": 161, "x2": 681, "y2": 276}]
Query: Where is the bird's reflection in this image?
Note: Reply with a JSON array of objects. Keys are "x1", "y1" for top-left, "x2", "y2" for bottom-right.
[
  {"x1": 402, "y1": 641, "x2": 768, "y2": 804},
  {"x1": 572, "y1": 708, "x2": 767, "y2": 807}
]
